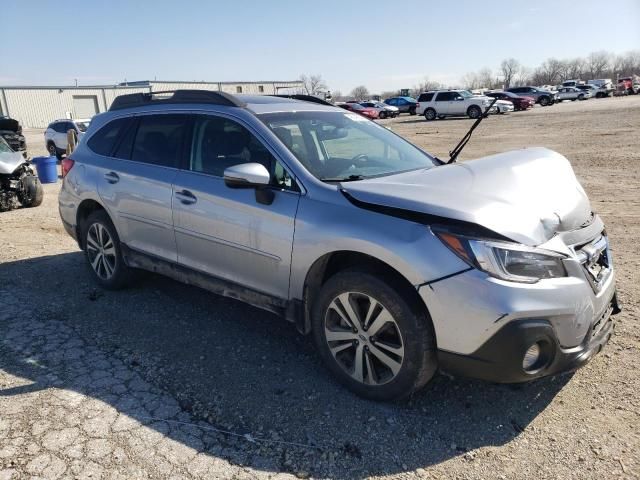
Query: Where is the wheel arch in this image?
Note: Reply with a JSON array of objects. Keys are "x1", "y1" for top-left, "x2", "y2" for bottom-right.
[
  {"x1": 75, "y1": 199, "x2": 110, "y2": 249},
  {"x1": 300, "y1": 250, "x2": 430, "y2": 335}
]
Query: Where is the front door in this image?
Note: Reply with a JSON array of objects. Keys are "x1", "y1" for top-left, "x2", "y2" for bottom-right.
[{"x1": 172, "y1": 114, "x2": 300, "y2": 299}]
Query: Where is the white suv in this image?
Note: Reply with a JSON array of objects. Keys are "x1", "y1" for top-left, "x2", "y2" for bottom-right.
[
  {"x1": 417, "y1": 90, "x2": 495, "y2": 120},
  {"x1": 44, "y1": 119, "x2": 91, "y2": 159}
]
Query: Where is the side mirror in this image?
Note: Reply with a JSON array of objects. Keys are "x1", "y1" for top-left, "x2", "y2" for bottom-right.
[
  {"x1": 224, "y1": 163, "x2": 274, "y2": 205},
  {"x1": 224, "y1": 163, "x2": 270, "y2": 188}
]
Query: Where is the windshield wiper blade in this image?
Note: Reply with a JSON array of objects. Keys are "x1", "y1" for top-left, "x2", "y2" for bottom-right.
[
  {"x1": 322, "y1": 174, "x2": 366, "y2": 182},
  {"x1": 447, "y1": 98, "x2": 497, "y2": 164}
]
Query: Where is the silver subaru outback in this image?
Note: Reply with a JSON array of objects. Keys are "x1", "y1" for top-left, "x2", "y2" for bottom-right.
[{"x1": 59, "y1": 90, "x2": 619, "y2": 401}]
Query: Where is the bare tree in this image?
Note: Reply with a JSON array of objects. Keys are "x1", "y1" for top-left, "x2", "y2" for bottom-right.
[
  {"x1": 411, "y1": 77, "x2": 445, "y2": 97},
  {"x1": 330, "y1": 90, "x2": 343, "y2": 102},
  {"x1": 350, "y1": 85, "x2": 370, "y2": 100},
  {"x1": 586, "y1": 51, "x2": 609, "y2": 79},
  {"x1": 500, "y1": 58, "x2": 520, "y2": 88},
  {"x1": 299, "y1": 74, "x2": 327, "y2": 96}
]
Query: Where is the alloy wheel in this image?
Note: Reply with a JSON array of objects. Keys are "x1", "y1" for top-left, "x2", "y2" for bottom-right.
[
  {"x1": 324, "y1": 292, "x2": 404, "y2": 385},
  {"x1": 86, "y1": 222, "x2": 116, "y2": 280}
]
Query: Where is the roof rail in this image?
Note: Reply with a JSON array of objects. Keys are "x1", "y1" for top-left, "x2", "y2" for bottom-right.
[
  {"x1": 109, "y1": 89, "x2": 246, "y2": 111},
  {"x1": 270, "y1": 94, "x2": 333, "y2": 106}
]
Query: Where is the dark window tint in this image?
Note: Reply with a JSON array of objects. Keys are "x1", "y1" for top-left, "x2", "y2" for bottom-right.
[
  {"x1": 190, "y1": 115, "x2": 276, "y2": 179},
  {"x1": 112, "y1": 119, "x2": 137, "y2": 160},
  {"x1": 87, "y1": 118, "x2": 130, "y2": 156},
  {"x1": 131, "y1": 115, "x2": 186, "y2": 167},
  {"x1": 386, "y1": 98, "x2": 397, "y2": 106},
  {"x1": 418, "y1": 92, "x2": 434, "y2": 102},
  {"x1": 435, "y1": 92, "x2": 453, "y2": 101},
  {"x1": 54, "y1": 122, "x2": 66, "y2": 133}
]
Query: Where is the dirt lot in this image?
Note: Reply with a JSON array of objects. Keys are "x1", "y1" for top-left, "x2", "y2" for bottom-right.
[{"x1": 1, "y1": 97, "x2": 638, "y2": 479}]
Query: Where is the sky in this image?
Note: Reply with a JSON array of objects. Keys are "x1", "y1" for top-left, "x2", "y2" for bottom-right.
[{"x1": 3, "y1": 0, "x2": 639, "y2": 94}]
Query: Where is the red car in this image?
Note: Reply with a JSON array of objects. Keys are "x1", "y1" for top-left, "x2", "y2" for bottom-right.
[
  {"x1": 485, "y1": 91, "x2": 535, "y2": 111},
  {"x1": 337, "y1": 102, "x2": 379, "y2": 120}
]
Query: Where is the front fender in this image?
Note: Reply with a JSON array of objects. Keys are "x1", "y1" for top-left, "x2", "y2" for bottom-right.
[{"x1": 289, "y1": 194, "x2": 470, "y2": 300}]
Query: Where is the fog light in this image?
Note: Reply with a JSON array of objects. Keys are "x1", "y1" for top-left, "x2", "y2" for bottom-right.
[{"x1": 522, "y1": 343, "x2": 541, "y2": 371}]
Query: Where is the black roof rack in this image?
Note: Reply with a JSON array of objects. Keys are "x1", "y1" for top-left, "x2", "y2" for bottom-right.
[
  {"x1": 270, "y1": 94, "x2": 333, "y2": 106},
  {"x1": 109, "y1": 89, "x2": 246, "y2": 111}
]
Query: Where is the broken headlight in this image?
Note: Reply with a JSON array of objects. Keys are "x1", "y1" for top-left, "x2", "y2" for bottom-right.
[{"x1": 435, "y1": 231, "x2": 567, "y2": 283}]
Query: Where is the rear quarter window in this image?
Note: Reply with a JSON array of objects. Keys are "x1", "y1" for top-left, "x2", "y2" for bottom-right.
[
  {"x1": 87, "y1": 118, "x2": 131, "y2": 156},
  {"x1": 418, "y1": 93, "x2": 434, "y2": 102}
]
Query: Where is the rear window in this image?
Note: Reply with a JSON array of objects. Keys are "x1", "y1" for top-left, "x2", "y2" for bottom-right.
[
  {"x1": 87, "y1": 118, "x2": 131, "y2": 156},
  {"x1": 131, "y1": 114, "x2": 187, "y2": 168},
  {"x1": 417, "y1": 93, "x2": 434, "y2": 102}
]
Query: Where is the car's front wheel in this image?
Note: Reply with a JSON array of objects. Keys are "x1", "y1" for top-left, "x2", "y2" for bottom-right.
[
  {"x1": 312, "y1": 270, "x2": 437, "y2": 401},
  {"x1": 379, "y1": 111, "x2": 387, "y2": 119},
  {"x1": 82, "y1": 210, "x2": 133, "y2": 290},
  {"x1": 539, "y1": 96, "x2": 550, "y2": 106},
  {"x1": 467, "y1": 105, "x2": 482, "y2": 119}
]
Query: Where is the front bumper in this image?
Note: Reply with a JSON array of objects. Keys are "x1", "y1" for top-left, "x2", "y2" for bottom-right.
[{"x1": 438, "y1": 294, "x2": 618, "y2": 383}]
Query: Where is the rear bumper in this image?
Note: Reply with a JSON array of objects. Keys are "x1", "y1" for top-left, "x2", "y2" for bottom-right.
[{"x1": 438, "y1": 294, "x2": 619, "y2": 383}]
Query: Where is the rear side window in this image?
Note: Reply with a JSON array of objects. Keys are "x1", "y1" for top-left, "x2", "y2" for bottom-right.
[
  {"x1": 131, "y1": 115, "x2": 187, "y2": 168},
  {"x1": 418, "y1": 93, "x2": 434, "y2": 102},
  {"x1": 435, "y1": 92, "x2": 453, "y2": 102},
  {"x1": 87, "y1": 118, "x2": 130, "y2": 156}
]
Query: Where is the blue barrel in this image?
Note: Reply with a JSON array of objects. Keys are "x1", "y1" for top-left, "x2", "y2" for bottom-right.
[{"x1": 32, "y1": 156, "x2": 58, "y2": 183}]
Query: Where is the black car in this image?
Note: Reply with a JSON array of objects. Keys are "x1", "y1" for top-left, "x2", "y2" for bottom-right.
[
  {"x1": 0, "y1": 116, "x2": 27, "y2": 157},
  {"x1": 383, "y1": 96, "x2": 418, "y2": 115}
]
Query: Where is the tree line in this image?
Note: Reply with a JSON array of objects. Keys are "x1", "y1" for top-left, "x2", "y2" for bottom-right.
[{"x1": 298, "y1": 49, "x2": 640, "y2": 101}]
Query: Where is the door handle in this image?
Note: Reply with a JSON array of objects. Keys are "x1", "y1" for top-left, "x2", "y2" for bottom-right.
[
  {"x1": 175, "y1": 189, "x2": 197, "y2": 205},
  {"x1": 104, "y1": 171, "x2": 119, "y2": 184}
]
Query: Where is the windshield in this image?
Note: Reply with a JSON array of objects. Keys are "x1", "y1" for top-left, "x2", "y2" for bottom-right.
[
  {"x1": 259, "y1": 111, "x2": 438, "y2": 182},
  {"x1": 0, "y1": 138, "x2": 13, "y2": 154},
  {"x1": 459, "y1": 90, "x2": 473, "y2": 98}
]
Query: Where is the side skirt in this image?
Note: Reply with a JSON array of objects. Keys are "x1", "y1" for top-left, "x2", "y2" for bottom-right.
[{"x1": 121, "y1": 245, "x2": 305, "y2": 330}]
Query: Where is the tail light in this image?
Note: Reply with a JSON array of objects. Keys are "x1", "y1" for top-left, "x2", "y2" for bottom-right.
[{"x1": 61, "y1": 158, "x2": 75, "y2": 178}]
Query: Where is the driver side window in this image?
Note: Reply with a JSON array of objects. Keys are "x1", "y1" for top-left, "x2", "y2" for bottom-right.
[{"x1": 190, "y1": 115, "x2": 296, "y2": 190}]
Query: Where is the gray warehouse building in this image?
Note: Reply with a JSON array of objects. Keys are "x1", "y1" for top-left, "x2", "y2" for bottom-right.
[{"x1": 0, "y1": 80, "x2": 303, "y2": 128}]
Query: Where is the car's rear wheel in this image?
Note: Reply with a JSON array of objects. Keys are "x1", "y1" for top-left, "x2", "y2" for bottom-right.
[
  {"x1": 46, "y1": 142, "x2": 61, "y2": 160},
  {"x1": 82, "y1": 210, "x2": 133, "y2": 290},
  {"x1": 424, "y1": 108, "x2": 436, "y2": 121},
  {"x1": 312, "y1": 270, "x2": 437, "y2": 401},
  {"x1": 409, "y1": 107, "x2": 416, "y2": 115},
  {"x1": 467, "y1": 105, "x2": 482, "y2": 119},
  {"x1": 539, "y1": 96, "x2": 550, "y2": 106}
]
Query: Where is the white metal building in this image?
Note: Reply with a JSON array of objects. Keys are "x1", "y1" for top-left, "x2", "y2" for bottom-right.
[{"x1": 0, "y1": 80, "x2": 303, "y2": 128}]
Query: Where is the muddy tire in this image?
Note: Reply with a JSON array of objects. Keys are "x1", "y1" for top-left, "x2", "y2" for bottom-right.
[{"x1": 312, "y1": 270, "x2": 437, "y2": 401}]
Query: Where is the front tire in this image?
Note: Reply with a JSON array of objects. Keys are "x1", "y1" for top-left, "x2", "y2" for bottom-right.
[
  {"x1": 539, "y1": 96, "x2": 550, "y2": 106},
  {"x1": 312, "y1": 271, "x2": 437, "y2": 401},
  {"x1": 18, "y1": 174, "x2": 44, "y2": 208},
  {"x1": 379, "y1": 111, "x2": 387, "y2": 119},
  {"x1": 467, "y1": 105, "x2": 482, "y2": 119},
  {"x1": 82, "y1": 210, "x2": 133, "y2": 290}
]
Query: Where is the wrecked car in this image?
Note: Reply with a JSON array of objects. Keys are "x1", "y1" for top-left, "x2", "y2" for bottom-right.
[
  {"x1": 0, "y1": 116, "x2": 27, "y2": 158},
  {"x1": 0, "y1": 136, "x2": 43, "y2": 211},
  {"x1": 59, "y1": 90, "x2": 619, "y2": 400}
]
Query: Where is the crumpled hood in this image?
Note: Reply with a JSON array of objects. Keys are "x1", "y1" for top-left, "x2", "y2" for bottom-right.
[
  {"x1": 0, "y1": 151, "x2": 26, "y2": 175},
  {"x1": 342, "y1": 147, "x2": 591, "y2": 246}
]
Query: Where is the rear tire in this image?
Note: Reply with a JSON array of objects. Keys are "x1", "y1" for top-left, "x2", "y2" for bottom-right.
[
  {"x1": 312, "y1": 270, "x2": 437, "y2": 401},
  {"x1": 409, "y1": 107, "x2": 416, "y2": 116},
  {"x1": 81, "y1": 210, "x2": 133, "y2": 290},
  {"x1": 424, "y1": 108, "x2": 436, "y2": 121}
]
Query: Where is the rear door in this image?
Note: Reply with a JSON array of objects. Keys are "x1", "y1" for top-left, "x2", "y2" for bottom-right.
[
  {"x1": 95, "y1": 113, "x2": 188, "y2": 262},
  {"x1": 172, "y1": 113, "x2": 300, "y2": 299},
  {"x1": 434, "y1": 92, "x2": 453, "y2": 115}
]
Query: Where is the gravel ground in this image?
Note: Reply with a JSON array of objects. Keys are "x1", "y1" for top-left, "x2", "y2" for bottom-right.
[{"x1": 0, "y1": 97, "x2": 638, "y2": 479}]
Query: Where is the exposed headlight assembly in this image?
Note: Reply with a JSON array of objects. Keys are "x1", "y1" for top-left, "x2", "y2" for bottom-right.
[{"x1": 435, "y1": 230, "x2": 567, "y2": 283}]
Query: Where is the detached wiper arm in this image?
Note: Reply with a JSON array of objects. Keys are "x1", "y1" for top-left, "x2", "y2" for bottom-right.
[{"x1": 447, "y1": 98, "x2": 497, "y2": 164}]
